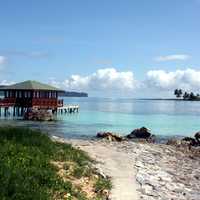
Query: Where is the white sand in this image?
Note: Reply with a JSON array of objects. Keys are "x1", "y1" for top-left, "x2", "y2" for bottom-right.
[{"x1": 69, "y1": 139, "x2": 139, "y2": 200}]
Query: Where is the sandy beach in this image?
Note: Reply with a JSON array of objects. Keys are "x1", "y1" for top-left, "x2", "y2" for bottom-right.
[{"x1": 53, "y1": 137, "x2": 200, "y2": 200}]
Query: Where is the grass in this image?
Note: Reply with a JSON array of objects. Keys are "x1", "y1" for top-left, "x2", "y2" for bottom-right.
[
  {"x1": 95, "y1": 177, "x2": 112, "y2": 193},
  {"x1": 0, "y1": 127, "x2": 111, "y2": 200}
]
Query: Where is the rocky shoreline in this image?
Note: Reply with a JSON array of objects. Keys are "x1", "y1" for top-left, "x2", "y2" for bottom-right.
[
  {"x1": 124, "y1": 141, "x2": 200, "y2": 200},
  {"x1": 53, "y1": 128, "x2": 200, "y2": 200},
  {"x1": 95, "y1": 128, "x2": 200, "y2": 199},
  {"x1": 99, "y1": 140, "x2": 200, "y2": 200}
]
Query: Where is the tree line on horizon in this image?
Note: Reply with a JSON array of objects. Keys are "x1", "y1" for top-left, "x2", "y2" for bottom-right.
[{"x1": 174, "y1": 89, "x2": 200, "y2": 100}]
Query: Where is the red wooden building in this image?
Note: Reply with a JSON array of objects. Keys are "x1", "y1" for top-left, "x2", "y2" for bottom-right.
[{"x1": 0, "y1": 80, "x2": 64, "y2": 116}]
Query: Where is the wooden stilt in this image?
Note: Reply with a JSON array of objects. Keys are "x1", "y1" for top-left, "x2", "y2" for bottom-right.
[
  {"x1": 21, "y1": 107, "x2": 24, "y2": 116},
  {"x1": 13, "y1": 107, "x2": 16, "y2": 117},
  {"x1": 4, "y1": 107, "x2": 7, "y2": 117},
  {"x1": 17, "y1": 107, "x2": 19, "y2": 116}
]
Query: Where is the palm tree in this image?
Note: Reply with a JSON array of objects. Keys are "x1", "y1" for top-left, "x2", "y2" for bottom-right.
[
  {"x1": 183, "y1": 92, "x2": 189, "y2": 100},
  {"x1": 190, "y1": 92, "x2": 195, "y2": 100},
  {"x1": 174, "y1": 89, "x2": 182, "y2": 98},
  {"x1": 174, "y1": 89, "x2": 179, "y2": 97},
  {"x1": 178, "y1": 89, "x2": 183, "y2": 98}
]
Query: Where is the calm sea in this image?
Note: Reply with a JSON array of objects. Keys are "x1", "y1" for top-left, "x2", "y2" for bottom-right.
[{"x1": 0, "y1": 97, "x2": 200, "y2": 139}]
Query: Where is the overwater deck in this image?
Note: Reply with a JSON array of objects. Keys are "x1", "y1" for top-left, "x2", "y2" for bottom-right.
[
  {"x1": 0, "y1": 104, "x2": 79, "y2": 117},
  {"x1": 57, "y1": 105, "x2": 79, "y2": 113}
]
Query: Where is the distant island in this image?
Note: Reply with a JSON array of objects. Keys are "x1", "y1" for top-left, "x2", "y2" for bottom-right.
[
  {"x1": 142, "y1": 89, "x2": 200, "y2": 101},
  {"x1": 139, "y1": 89, "x2": 200, "y2": 101},
  {"x1": 59, "y1": 91, "x2": 88, "y2": 97},
  {"x1": 174, "y1": 89, "x2": 200, "y2": 101}
]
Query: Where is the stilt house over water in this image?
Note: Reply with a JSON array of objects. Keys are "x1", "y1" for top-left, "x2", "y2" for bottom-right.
[{"x1": 0, "y1": 80, "x2": 64, "y2": 117}]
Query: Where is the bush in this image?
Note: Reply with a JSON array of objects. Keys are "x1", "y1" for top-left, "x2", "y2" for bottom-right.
[
  {"x1": 0, "y1": 127, "x2": 91, "y2": 200},
  {"x1": 95, "y1": 176, "x2": 112, "y2": 193}
]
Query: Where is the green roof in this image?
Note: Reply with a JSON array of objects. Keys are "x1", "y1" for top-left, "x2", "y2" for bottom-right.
[{"x1": 0, "y1": 80, "x2": 63, "y2": 91}]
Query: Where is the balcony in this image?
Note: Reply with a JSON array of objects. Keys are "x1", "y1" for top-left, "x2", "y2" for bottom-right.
[
  {"x1": 0, "y1": 98, "x2": 16, "y2": 107},
  {"x1": 0, "y1": 98, "x2": 63, "y2": 108},
  {"x1": 32, "y1": 98, "x2": 63, "y2": 108}
]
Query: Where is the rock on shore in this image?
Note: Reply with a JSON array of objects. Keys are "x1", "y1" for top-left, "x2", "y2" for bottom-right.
[
  {"x1": 126, "y1": 127, "x2": 156, "y2": 143},
  {"x1": 126, "y1": 127, "x2": 152, "y2": 139},
  {"x1": 96, "y1": 127, "x2": 156, "y2": 143},
  {"x1": 96, "y1": 132, "x2": 124, "y2": 142},
  {"x1": 24, "y1": 109, "x2": 53, "y2": 121}
]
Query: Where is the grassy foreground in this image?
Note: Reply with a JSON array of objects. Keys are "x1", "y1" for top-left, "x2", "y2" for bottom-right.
[{"x1": 0, "y1": 127, "x2": 111, "y2": 200}]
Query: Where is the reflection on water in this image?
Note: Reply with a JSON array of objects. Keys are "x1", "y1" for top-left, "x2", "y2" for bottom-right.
[{"x1": 0, "y1": 97, "x2": 200, "y2": 138}]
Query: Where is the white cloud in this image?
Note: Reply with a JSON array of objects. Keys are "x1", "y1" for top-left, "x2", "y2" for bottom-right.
[
  {"x1": 0, "y1": 80, "x2": 15, "y2": 86},
  {"x1": 50, "y1": 68, "x2": 138, "y2": 94},
  {"x1": 48, "y1": 77, "x2": 63, "y2": 88},
  {"x1": 154, "y1": 54, "x2": 190, "y2": 62},
  {"x1": 146, "y1": 68, "x2": 200, "y2": 90},
  {"x1": 49, "y1": 67, "x2": 200, "y2": 97},
  {"x1": 0, "y1": 56, "x2": 6, "y2": 64},
  {"x1": 0, "y1": 56, "x2": 7, "y2": 70},
  {"x1": 0, "y1": 50, "x2": 49, "y2": 59}
]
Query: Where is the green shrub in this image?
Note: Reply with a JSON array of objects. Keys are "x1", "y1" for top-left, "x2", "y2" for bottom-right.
[
  {"x1": 0, "y1": 127, "x2": 90, "y2": 200},
  {"x1": 95, "y1": 176, "x2": 112, "y2": 193}
]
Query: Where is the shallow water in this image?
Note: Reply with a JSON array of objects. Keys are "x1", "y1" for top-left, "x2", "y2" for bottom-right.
[{"x1": 0, "y1": 97, "x2": 200, "y2": 138}]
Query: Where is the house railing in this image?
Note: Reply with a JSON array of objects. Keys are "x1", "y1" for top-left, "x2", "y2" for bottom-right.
[
  {"x1": 0, "y1": 98, "x2": 63, "y2": 108},
  {"x1": 32, "y1": 98, "x2": 63, "y2": 108},
  {"x1": 0, "y1": 98, "x2": 16, "y2": 106}
]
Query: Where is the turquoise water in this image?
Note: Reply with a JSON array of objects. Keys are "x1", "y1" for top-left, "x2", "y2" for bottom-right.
[{"x1": 1, "y1": 97, "x2": 200, "y2": 138}]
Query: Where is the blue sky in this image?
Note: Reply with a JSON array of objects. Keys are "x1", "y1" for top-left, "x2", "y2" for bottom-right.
[{"x1": 0, "y1": 0, "x2": 200, "y2": 97}]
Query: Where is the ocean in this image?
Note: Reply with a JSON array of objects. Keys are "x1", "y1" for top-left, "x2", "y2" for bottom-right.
[{"x1": 0, "y1": 97, "x2": 200, "y2": 139}]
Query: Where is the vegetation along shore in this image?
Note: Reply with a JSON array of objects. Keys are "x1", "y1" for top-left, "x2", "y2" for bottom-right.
[{"x1": 0, "y1": 127, "x2": 111, "y2": 200}]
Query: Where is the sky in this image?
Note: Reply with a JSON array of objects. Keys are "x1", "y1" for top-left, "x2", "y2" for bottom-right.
[{"x1": 0, "y1": 0, "x2": 200, "y2": 97}]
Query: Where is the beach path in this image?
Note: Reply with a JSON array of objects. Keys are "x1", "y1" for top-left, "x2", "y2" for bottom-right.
[{"x1": 70, "y1": 139, "x2": 139, "y2": 200}]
